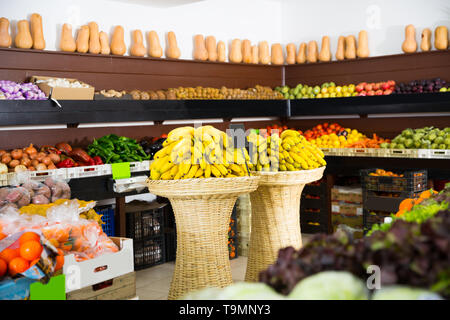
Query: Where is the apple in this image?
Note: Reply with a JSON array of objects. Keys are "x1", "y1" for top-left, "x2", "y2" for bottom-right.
[
  {"x1": 373, "y1": 83, "x2": 381, "y2": 91},
  {"x1": 367, "y1": 90, "x2": 375, "y2": 96},
  {"x1": 348, "y1": 84, "x2": 356, "y2": 93},
  {"x1": 358, "y1": 92, "x2": 367, "y2": 96},
  {"x1": 365, "y1": 84, "x2": 373, "y2": 92},
  {"x1": 381, "y1": 82, "x2": 390, "y2": 90},
  {"x1": 387, "y1": 80, "x2": 396, "y2": 87},
  {"x1": 375, "y1": 89, "x2": 383, "y2": 95},
  {"x1": 355, "y1": 84, "x2": 365, "y2": 93},
  {"x1": 383, "y1": 89, "x2": 393, "y2": 95}
]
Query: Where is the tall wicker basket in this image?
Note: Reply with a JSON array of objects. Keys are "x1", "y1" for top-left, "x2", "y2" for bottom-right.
[
  {"x1": 147, "y1": 176, "x2": 260, "y2": 300},
  {"x1": 245, "y1": 167, "x2": 325, "y2": 282}
]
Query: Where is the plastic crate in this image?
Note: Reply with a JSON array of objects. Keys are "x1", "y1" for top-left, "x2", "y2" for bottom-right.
[
  {"x1": 66, "y1": 164, "x2": 111, "y2": 179},
  {"x1": 129, "y1": 161, "x2": 150, "y2": 173},
  {"x1": 133, "y1": 237, "x2": 165, "y2": 270},
  {"x1": 165, "y1": 231, "x2": 177, "y2": 262},
  {"x1": 363, "y1": 190, "x2": 422, "y2": 212},
  {"x1": 125, "y1": 201, "x2": 166, "y2": 241},
  {"x1": 360, "y1": 168, "x2": 427, "y2": 193},
  {"x1": 96, "y1": 205, "x2": 115, "y2": 237},
  {"x1": 363, "y1": 209, "x2": 392, "y2": 233}
]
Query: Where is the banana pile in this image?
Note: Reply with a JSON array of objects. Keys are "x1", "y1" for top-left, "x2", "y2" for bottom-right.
[
  {"x1": 150, "y1": 126, "x2": 253, "y2": 180},
  {"x1": 248, "y1": 129, "x2": 326, "y2": 172}
]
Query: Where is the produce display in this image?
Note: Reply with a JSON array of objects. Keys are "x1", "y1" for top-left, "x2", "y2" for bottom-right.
[
  {"x1": 383, "y1": 127, "x2": 450, "y2": 149},
  {"x1": 34, "y1": 77, "x2": 90, "y2": 89},
  {"x1": 248, "y1": 129, "x2": 326, "y2": 172},
  {"x1": 87, "y1": 134, "x2": 150, "y2": 164},
  {"x1": 259, "y1": 206, "x2": 449, "y2": 298},
  {"x1": 149, "y1": 125, "x2": 252, "y2": 180},
  {"x1": 139, "y1": 135, "x2": 167, "y2": 160},
  {"x1": 394, "y1": 78, "x2": 449, "y2": 94},
  {"x1": 0, "y1": 80, "x2": 46, "y2": 100},
  {"x1": 369, "y1": 169, "x2": 403, "y2": 177}
]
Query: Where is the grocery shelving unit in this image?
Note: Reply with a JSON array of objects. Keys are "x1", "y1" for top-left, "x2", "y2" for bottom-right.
[{"x1": 1, "y1": 47, "x2": 449, "y2": 237}]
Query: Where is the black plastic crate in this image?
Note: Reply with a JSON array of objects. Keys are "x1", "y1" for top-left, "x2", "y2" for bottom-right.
[
  {"x1": 228, "y1": 237, "x2": 238, "y2": 260},
  {"x1": 165, "y1": 231, "x2": 177, "y2": 262},
  {"x1": 363, "y1": 209, "x2": 393, "y2": 233},
  {"x1": 134, "y1": 237, "x2": 166, "y2": 270},
  {"x1": 126, "y1": 201, "x2": 167, "y2": 241},
  {"x1": 363, "y1": 190, "x2": 422, "y2": 212},
  {"x1": 360, "y1": 169, "x2": 427, "y2": 193}
]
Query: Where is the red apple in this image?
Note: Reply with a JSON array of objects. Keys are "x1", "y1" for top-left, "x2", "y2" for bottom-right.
[
  {"x1": 383, "y1": 89, "x2": 393, "y2": 95},
  {"x1": 381, "y1": 82, "x2": 390, "y2": 90},
  {"x1": 387, "y1": 80, "x2": 396, "y2": 87},
  {"x1": 365, "y1": 84, "x2": 373, "y2": 92},
  {"x1": 358, "y1": 92, "x2": 367, "y2": 96},
  {"x1": 356, "y1": 84, "x2": 365, "y2": 92},
  {"x1": 375, "y1": 89, "x2": 383, "y2": 95},
  {"x1": 373, "y1": 83, "x2": 381, "y2": 90},
  {"x1": 367, "y1": 90, "x2": 375, "y2": 96}
]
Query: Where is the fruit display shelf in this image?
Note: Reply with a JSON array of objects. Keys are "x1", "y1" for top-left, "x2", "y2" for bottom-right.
[{"x1": 321, "y1": 148, "x2": 450, "y2": 159}]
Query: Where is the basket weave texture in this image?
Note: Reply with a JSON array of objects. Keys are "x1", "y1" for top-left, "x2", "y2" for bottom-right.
[
  {"x1": 245, "y1": 167, "x2": 325, "y2": 282},
  {"x1": 147, "y1": 176, "x2": 260, "y2": 300}
]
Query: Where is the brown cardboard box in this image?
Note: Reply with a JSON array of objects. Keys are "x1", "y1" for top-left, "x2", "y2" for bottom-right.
[
  {"x1": 331, "y1": 201, "x2": 363, "y2": 216},
  {"x1": 31, "y1": 76, "x2": 95, "y2": 100},
  {"x1": 331, "y1": 186, "x2": 363, "y2": 203},
  {"x1": 332, "y1": 213, "x2": 363, "y2": 229}
]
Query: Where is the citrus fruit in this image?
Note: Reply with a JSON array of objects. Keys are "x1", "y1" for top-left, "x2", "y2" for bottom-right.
[
  {"x1": 55, "y1": 255, "x2": 64, "y2": 271},
  {"x1": 19, "y1": 232, "x2": 40, "y2": 245},
  {"x1": 9, "y1": 257, "x2": 30, "y2": 276},
  {"x1": 0, "y1": 258, "x2": 7, "y2": 277},
  {"x1": 0, "y1": 232, "x2": 7, "y2": 240},
  {"x1": 19, "y1": 240, "x2": 43, "y2": 261},
  {"x1": 0, "y1": 247, "x2": 20, "y2": 263}
]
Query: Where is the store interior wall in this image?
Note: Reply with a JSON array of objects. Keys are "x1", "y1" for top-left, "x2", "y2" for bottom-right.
[{"x1": 281, "y1": 0, "x2": 450, "y2": 57}]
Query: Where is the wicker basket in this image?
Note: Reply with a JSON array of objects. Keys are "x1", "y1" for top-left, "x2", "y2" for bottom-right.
[
  {"x1": 147, "y1": 176, "x2": 260, "y2": 300},
  {"x1": 245, "y1": 167, "x2": 326, "y2": 282}
]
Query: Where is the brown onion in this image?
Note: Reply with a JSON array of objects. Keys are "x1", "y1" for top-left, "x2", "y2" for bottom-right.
[
  {"x1": 31, "y1": 159, "x2": 40, "y2": 167},
  {"x1": 11, "y1": 149, "x2": 23, "y2": 160},
  {"x1": 36, "y1": 152, "x2": 46, "y2": 162},
  {"x1": 14, "y1": 165, "x2": 27, "y2": 172},
  {"x1": 29, "y1": 153, "x2": 37, "y2": 160},
  {"x1": 25, "y1": 143, "x2": 37, "y2": 155},
  {"x1": 48, "y1": 153, "x2": 60, "y2": 164},
  {"x1": 9, "y1": 159, "x2": 20, "y2": 168},
  {"x1": 42, "y1": 156, "x2": 52, "y2": 166},
  {"x1": 22, "y1": 153, "x2": 29, "y2": 159},
  {"x1": 35, "y1": 163, "x2": 47, "y2": 171},
  {"x1": 28, "y1": 166, "x2": 36, "y2": 171},
  {"x1": 0, "y1": 150, "x2": 6, "y2": 157},
  {"x1": 1, "y1": 154, "x2": 11, "y2": 164},
  {"x1": 47, "y1": 163, "x2": 57, "y2": 170},
  {"x1": 21, "y1": 158, "x2": 31, "y2": 167}
]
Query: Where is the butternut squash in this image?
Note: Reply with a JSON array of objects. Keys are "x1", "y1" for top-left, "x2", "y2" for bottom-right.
[
  {"x1": 147, "y1": 31, "x2": 162, "y2": 58},
  {"x1": 217, "y1": 41, "x2": 226, "y2": 62},
  {"x1": 271, "y1": 43, "x2": 284, "y2": 65},
  {"x1": 356, "y1": 30, "x2": 369, "y2": 58},
  {"x1": 306, "y1": 40, "x2": 318, "y2": 63},
  {"x1": 193, "y1": 34, "x2": 208, "y2": 61},
  {"x1": 130, "y1": 29, "x2": 146, "y2": 57},
  {"x1": 344, "y1": 35, "x2": 356, "y2": 59},
  {"x1": 205, "y1": 35, "x2": 217, "y2": 61},
  {"x1": 258, "y1": 41, "x2": 270, "y2": 65},
  {"x1": 30, "y1": 13, "x2": 45, "y2": 50},
  {"x1": 14, "y1": 20, "x2": 32, "y2": 49},
  {"x1": 420, "y1": 28, "x2": 432, "y2": 52},
  {"x1": 0, "y1": 17, "x2": 12, "y2": 48},
  {"x1": 318, "y1": 36, "x2": 331, "y2": 62},
  {"x1": 401, "y1": 25, "x2": 417, "y2": 53},
  {"x1": 251, "y1": 45, "x2": 259, "y2": 64},
  {"x1": 60, "y1": 23, "x2": 76, "y2": 52},
  {"x1": 229, "y1": 39, "x2": 242, "y2": 63},
  {"x1": 296, "y1": 42, "x2": 306, "y2": 64},
  {"x1": 76, "y1": 25, "x2": 89, "y2": 53},
  {"x1": 88, "y1": 22, "x2": 100, "y2": 54},
  {"x1": 166, "y1": 31, "x2": 181, "y2": 59},
  {"x1": 242, "y1": 39, "x2": 252, "y2": 63},
  {"x1": 434, "y1": 26, "x2": 448, "y2": 50},
  {"x1": 110, "y1": 25, "x2": 126, "y2": 55},
  {"x1": 286, "y1": 43, "x2": 296, "y2": 64},
  {"x1": 99, "y1": 31, "x2": 110, "y2": 54},
  {"x1": 335, "y1": 36, "x2": 345, "y2": 60}
]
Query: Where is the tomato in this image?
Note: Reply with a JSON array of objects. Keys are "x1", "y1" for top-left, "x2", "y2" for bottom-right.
[{"x1": 323, "y1": 122, "x2": 329, "y2": 128}]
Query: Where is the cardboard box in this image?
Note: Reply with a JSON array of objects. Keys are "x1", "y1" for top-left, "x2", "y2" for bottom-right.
[
  {"x1": 331, "y1": 186, "x2": 363, "y2": 204},
  {"x1": 63, "y1": 237, "x2": 134, "y2": 293},
  {"x1": 332, "y1": 214, "x2": 363, "y2": 230},
  {"x1": 332, "y1": 201, "x2": 363, "y2": 216},
  {"x1": 31, "y1": 76, "x2": 94, "y2": 100}
]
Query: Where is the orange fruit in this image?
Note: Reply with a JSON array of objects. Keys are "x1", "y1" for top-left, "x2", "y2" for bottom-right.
[
  {"x1": 0, "y1": 258, "x2": 7, "y2": 277},
  {"x1": 398, "y1": 198, "x2": 414, "y2": 212},
  {"x1": 55, "y1": 255, "x2": 64, "y2": 271},
  {"x1": 48, "y1": 238, "x2": 60, "y2": 248},
  {"x1": 19, "y1": 232, "x2": 40, "y2": 245},
  {"x1": 54, "y1": 229, "x2": 69, "y2": 243},
  {"x1": 60, "y1": 242, "x2": 73, "y2": 251},
  {"x1": 29, "y1": 258, "x2": 40, "y2": 267},
  {"x1": 19, "y1": 240, "x2": 43, "y2": 261},
  {"x1": 0, "y1": 232, "x2": 7, "y2": 240},
  {"x1": 9, "y1": 257, "x2": 29, "y2": 276},
  {"x1": 0, "y1": 247, "x2": 20, "y2": 263},
  {"x1": 419, "y1": 190, "x2": 432, "y2": 199}
]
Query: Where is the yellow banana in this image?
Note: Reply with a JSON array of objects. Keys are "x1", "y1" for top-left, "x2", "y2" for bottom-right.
[
  {"x1": 185, "y1": 165, "x2": 199, "y2": 179},
  {"x1": 150, "y1": 169, "x2": 160, "y2": 180},
  {"x1": 170, "y1": 164, "x2": 179, "y2": 177},
  {"x1": 286, "y1": 163, "x2": 296, "y2": 171},
  {"x1": 280, "y1": 129, "x2": 300, "y2": 140},
  {"x1": 160, "y1": 170, "x2": 173, "y2": 180},
  {"x1": 204, "y1": 164, "x2": 212, "y2": 178},
  {"x1": 214, "y1": 164, "x2": 228, "y2": 176},
  {"x1": 195, "y1": 167, "x2": 204, "y2": 178},
  {"x1": 211, "y1": 165, "x2": 222, "y2": 177}
]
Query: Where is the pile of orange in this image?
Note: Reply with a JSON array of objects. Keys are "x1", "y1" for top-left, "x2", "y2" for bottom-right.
[
  {"x1": 0, "y1": 231, "x2": 63, "y2": 278},
  {"x1": 395, "y1": 189, "x2": 438, "y2": 217},
  {"x1": 369, "y1": 169, "x2": 404, "y2": 177}
]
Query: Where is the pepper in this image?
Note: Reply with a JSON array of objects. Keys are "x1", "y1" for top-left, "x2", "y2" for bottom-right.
[
  {"x1": 56, "y1": 158, "x2": 75, "y2": 168},
  {"x1": 93, "y1": 156, "x2": 103, "y2": 165}
]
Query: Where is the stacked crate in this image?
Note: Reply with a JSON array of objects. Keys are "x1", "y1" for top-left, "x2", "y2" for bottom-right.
[
  {"x1": 125, "y1": 201, "x2": 167, "y2": 270},
  {"x1": 360, "y1": 169, "x2": 427, "y2": 233},
  {"x1": 300, "y1": 178, "x2": 329, "y2": 234},
  {"x1": 331, "y1": 186, "x2": 364, "y2": 238}
]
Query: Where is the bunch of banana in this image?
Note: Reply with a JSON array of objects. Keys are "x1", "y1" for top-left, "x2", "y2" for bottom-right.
[
  {"x1": 149, "y1": 125, "x2": 252, "y2": 180},
  {"x1": 248, "y1": 129, "x2": 326, "y2": 172}
]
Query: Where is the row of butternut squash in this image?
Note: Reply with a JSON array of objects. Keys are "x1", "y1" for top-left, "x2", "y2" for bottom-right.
[
  {"x1": 0, "y1": 15, "x2": 45, "y2": 50},
  {"x1": 402, "y1": 25, "x2": 448, "y2": 53}
]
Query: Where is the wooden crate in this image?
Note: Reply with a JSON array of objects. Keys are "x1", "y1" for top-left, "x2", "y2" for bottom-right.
[{"x1": 66, "y1": 272, "x2": 136, "y2": 300}]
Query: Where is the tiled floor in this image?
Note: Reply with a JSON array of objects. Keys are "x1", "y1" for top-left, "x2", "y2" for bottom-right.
[{"x1": 136, "y1": 234, "x2": 314, "y2": 300}]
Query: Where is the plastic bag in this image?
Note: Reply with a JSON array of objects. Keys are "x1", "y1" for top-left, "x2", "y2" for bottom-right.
[{"x1": 0, "y1": 187, "x2": 31, "y2": 210}]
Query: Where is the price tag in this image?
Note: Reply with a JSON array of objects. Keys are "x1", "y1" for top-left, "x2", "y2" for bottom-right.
[
  {"x1": 30, "y1": 274, "x2": 66, "y2": 300},
  {"x1": 111, "y1": 162, "x2": 131, "y2": 180}
]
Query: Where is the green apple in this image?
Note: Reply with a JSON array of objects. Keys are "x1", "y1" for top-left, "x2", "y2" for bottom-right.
[
  {"x1": 329, "y1": 82, "x2": 336, "y2": 87},
  {"x1": 296, "y1": 93, "x2": 303, "y2": 99},
  {"x1": 335, "y1": 86, "x2": 342, "y2": 93},
  {"x1": 321, "y1": 87, "x2": 328, "y2": 94},
  {"x1": 313, "y1": 86, "x2": 321, "y2": 94},
  {"x1": 281, "y1": 86, "x2": 289, "y2": 94},
  {"x1": 294, "y1": 87, "x2": 300, "y2": 95},
  {"x1": 296, "y1": 84, "x2": 303, "y2": 90},
  {"x1": 309, "y1": 93, "x2": 315, "y2": 99},
  {"x1": 289, "y1": 94, "x2": 295, "y2": 99},
  {"x1": 321, "y1": 82, "x2": 329, "y2": 89},
  {"x1": 307, "y1": 87, "x2": 313, "y2": 94},
  {"x1": 348, "y1": 84, "x2": 355, "y2": 93}
]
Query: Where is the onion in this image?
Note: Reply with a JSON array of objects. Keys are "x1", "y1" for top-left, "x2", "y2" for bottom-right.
[
  {"x1": 48, "y1": 153, "x2": 60, "y2": 164},
  {"x1": 36, "y1": 152, "x2": 46, "y2": 162},
  {"x1": 42, "y1": 156, "x2": 52, "y2": 166},
  {"x1": 11, "y1": 149, "x2": 23, "y2": 160},
  {"x1": 47, "y1": 163, "x2": 57, "y2": 170},
  {"x1": 21, "y1": 158, "x2": 31, "y2": 167},
  {"x1": 35, "y1": 163, "x2": 47, "y2": 171},
  {"x1": 0, "y1": 150, "x2": 6, "y2": 157},
  {"x1": 1, "y1": 154, "x2": 11, "y2": 164},
  {"x1": 28, "y1": 166, "x2": 36, "y2": 171},
  {"x1": 29, "y1": 153, "x2": 37, "y2": 160},
  {"x1": 9, "y1": 159, "x2": 20, "y2": 168},
  {"x1": 0, "y1": 163, "x2": 7, "y2": 174},
  {"x1": 31, "y1": 159, "x2": 40, "y2": 168},
  {"x1": 22, "y1": 153, "x2": 29, "y2": 160},
  {"x1": 24, "y1": 143, "x2": 37, "y2": 155},
  {"x1": 14, "y1": 165, "x2": 27, "y2": 173}
]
